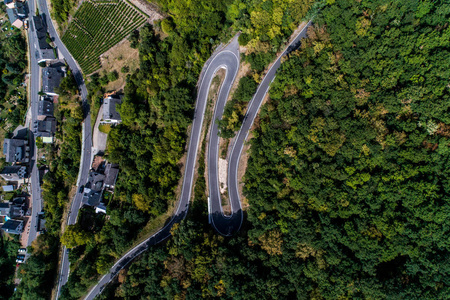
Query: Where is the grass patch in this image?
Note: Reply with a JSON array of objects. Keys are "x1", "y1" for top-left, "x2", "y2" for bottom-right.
[{"x1": 98, "y1": 123, "x2": 112, "y2": 134}]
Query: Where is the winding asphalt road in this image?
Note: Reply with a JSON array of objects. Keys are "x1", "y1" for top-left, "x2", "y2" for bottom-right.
[
  {"x1": 83, "y1": 36, "x2": 241, "y2": 300},
  {"x1": 31, "y1": 0, "x2": 93, "y2": 297},
  {"x1": 221, "y1": 21, "x2": 312, "y2": 236},
  {"x1": 207, "y1": 38, "x2": 242, "y2": 236},
  {"x1": 79, "y1": 21, "x2": 312, "y2": 299}
]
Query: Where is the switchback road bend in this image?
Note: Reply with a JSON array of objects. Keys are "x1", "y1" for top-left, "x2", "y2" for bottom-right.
[{"x1": 84, "y1": 37, "x2": 241, "y2": 300}]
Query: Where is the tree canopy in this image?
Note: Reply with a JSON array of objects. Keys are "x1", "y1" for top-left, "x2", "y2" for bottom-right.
[{"x1": 98, "y1": 0, "x2": 450, "y2": 299}]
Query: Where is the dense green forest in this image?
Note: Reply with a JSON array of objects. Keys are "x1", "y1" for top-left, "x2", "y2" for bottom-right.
[
  {"x1": 218, "y1": 75, "x2": 258, "y2": 138},
  {"x1": 59, "y1": 0, "x2": 316, "y2": 297},
  {"x1": 0, "y1": 236, "x2": 20, "y2": 300},
  {"x1": 60, "y1": 16, "x2": 221, "y2": 300},
  {"x1": 93, "y1": 0, "x2": 450, "y2": 299},
  {"x1": 56, "y1": 0, "x2": 316, "y2": 298}
]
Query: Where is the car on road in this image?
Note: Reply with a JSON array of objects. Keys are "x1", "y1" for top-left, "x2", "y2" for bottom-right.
[{"x1": 78, "y1": 185, "x2": 84, "y2": 193}]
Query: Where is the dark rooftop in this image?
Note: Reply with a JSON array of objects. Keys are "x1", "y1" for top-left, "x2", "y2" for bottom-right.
[
  {"x1": 38, "y1": 214, "x2": 46, "y2": 232},
  {"x1": 104, "y1": 163, "x2": 119, "y2": 188},
  {"x1": 32, "y1": 15, "x2": 53, "y2": 51},
  {"x1": 36, "y1": 117, "x2": 56, "y2": 137},
  {"x1": 0, "y1": 166, "x2": 27, "y2": 179},
  {"x1": 1, "y1": 219, "x2": 23, "y2": 235},
  {"x1": 3, "y1": 138, "x2": 28, "y2": 164},
  {"x1": 38, "y1": 98, "x2": 54, "y2": 117},
  {"x1": 15, "y1": 1, "x2": 27, "y2": 17},
  {"x1": 42, "y1": 63, "x2": 65, "y2": 95},
  {"x1": 103, "y1": 96, "x2": 122, "y2": 122}
]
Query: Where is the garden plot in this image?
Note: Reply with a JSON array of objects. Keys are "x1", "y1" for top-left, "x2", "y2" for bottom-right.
[{"x1": 62, "y1": 0, "x2": 147, "y2": 74}]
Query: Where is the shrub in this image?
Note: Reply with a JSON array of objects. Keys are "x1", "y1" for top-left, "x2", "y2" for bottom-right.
[{"x1": 107, "y1": 70, "x2": 119, "y2": 82}]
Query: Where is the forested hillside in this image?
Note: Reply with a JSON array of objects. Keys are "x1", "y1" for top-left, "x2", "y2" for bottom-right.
[
  {"x1": 98, "y1": 0, "x2": 450, "y2": 299},
  {"x1": 59, "y1": 0, "x2": 316, "y2": 298}
]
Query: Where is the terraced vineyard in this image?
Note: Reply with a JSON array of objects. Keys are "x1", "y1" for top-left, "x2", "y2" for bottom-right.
[{"x1": 62, "y1": 0, "x2": 147, "y2": 74}]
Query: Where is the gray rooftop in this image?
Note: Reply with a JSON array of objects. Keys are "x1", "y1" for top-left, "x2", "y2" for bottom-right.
[
  {"x1": 32, "y1": 15, "x2": 54, "y2": 57},
  {"x1": 6, "y1": 8, "x2": 18, "y2": 24},
  {"x1": 36, "y1": 117, "x2": 56, "y2": 137},
  {"x1": 85, "y1": 191, "x2": 102, "y2": 207},
  {"x1": 3, "y1": 138, "x2": 28, "y2": 163},
  {"x1": 86, "y1": 172, "x2": 106, "y2": 192},
  {"x1": 0, "y1": 166, "x2": 27, "y2": 179},
  {"x1": 104, "y1": 163, "x2": 119, "y2": 188},
  {"x1": 1, "y1": 219, "x2": 23, "y2": 234},
  {"x1": 0, "y1": 203, "x2": 10, "y2": 217},
  {"x1": 82, "y1": 172, "x2": 106, "y2": 207},
  {"x1": 42, "y1": 63, "x2": 65, "y2": 94},
  {"x1": 103, "y1": 96, "x2": 122, "y2": 122},
  {"x1": 38, "y1": 99, "x2": 54, "y2": 117},
  {"x1": 9, "y1": 204, "x2": 23, "y2": 219}
]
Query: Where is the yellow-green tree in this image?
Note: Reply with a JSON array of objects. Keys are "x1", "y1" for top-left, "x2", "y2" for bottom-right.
[{"x1": 61, "y1": 224, "x2": 93, "y2": 249}]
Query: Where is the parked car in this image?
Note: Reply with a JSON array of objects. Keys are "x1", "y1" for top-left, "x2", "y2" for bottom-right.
[
  {"x1": 24, "y1": 20, "x2": 29, "y2": 30},
  {"x1": 18, "y1": 248, "x2": 27, "y2": 254}
]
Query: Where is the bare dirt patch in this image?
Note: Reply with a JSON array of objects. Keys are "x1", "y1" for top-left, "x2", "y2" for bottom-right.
[
  {"x1": 219, "y1": 137, "x2": 229, "y2": 159},
  {"x1": 218, "y1": 158, "x2": 228, "y2": 194},
  {"x1": 99, "y1": 39, "x2": 139, "y2": 93},
  {"x1": 128, "y1": 0, "x2": 164, "y2": 23}
]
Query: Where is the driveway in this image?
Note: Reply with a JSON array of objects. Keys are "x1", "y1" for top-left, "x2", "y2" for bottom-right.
[{"x1": 92, "y1": 104, "x2": 107, "y2": 156}]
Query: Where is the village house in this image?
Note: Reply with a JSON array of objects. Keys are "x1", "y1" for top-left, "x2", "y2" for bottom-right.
[
  {"x1": 32, "y1": 15, "x2": 55, "y2": 62},
  {"x1": 42, "y1": 62, "x2": 65, "y2": 96},
  {"x1": 0, "y1": 165, "x2": 27, "y2": 182},
  {"x1": 3, "y1": 138, "x2": 30, "y2": 164},
  {"x1": 4, "y1": 0, "x2": 28, "y2": 28},
  {"x1": 102, "y1": 95, "x2": 122, "y2": 124},
  {"x1": 1, "y1": 219, "x2": 23, "y2": 234}
]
